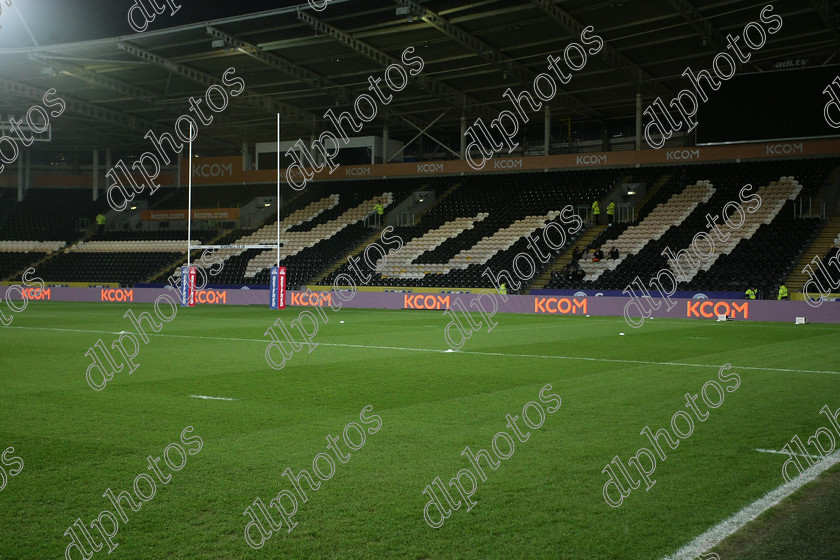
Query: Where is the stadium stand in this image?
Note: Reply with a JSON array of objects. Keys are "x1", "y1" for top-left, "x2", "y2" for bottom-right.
[
  {"x1": 0, "y1": 245, "x2": 58, "y2": 280},
  {"x1": 2, "y1": 160, "x2": 837, "y2": 295},
  {"x1": 545, "y1": 159, "x2": 836, "y2": 294},
  {"x1": 36, "y1": 251, "x2": 186, "y2": 285},
  {"x1": 578, "y1": 180, "x2": 716, "y2": 282},
  {"x1": 151, "y1": 179, "x2": 435, "y2": 288},
  {"x1": 0, "y1": 188, "x2": 103, "y2": 243},
  {"x1": 323, "y1": 169, "x2": 620, "y2": 289}
]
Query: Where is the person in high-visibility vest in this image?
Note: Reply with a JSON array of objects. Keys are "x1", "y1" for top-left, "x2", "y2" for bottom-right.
[
  {"x1": 499, "y1": 283, "x2": 507, "y2": 296},
  {"x1": 606, "y1": 200, "x2": 615, "y2": 225},
  {"x1": 745, "y1": 287, "x2": 757, "y2": 300},
  {"x1": 373, "y1": 202, "x2": 384, "y2": 227},
  {"x1": 777, "y1": 284, "x2": 789, "y2": 300},
  {"x1": 96, "y1": 213, "x2": 106, "y2": 235},
  {"x1": 592, "y1": 200, "x2": 600, "y2": 225}
]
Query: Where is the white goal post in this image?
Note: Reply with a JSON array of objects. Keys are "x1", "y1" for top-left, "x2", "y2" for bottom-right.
[{"x1": 182, "y1": 116, "x2": 283, "y2": 299}]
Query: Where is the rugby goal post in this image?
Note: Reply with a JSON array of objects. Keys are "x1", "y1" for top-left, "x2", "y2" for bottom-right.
[
  {"x1": 181, "y1": 116, "x2": 286, "y2": 308},
  {"x1": 269, "y1": 114, "x2": 286, "y2": 309},
  {"x1": 180, "y1": 121, "x2": 197, "y2": 307}
]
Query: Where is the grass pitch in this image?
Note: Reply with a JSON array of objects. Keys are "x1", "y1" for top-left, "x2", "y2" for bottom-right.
[{"x1": 0, "y1": 302, "x2": 838, "y2": 559}]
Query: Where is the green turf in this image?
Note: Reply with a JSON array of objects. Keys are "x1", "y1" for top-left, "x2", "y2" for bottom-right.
[
  {"x1": 711, "y1": 466, "x2": 840, "y2": 560},
  {"x1": 0, "y1": 301, "x2": 838, "y2": 559}
]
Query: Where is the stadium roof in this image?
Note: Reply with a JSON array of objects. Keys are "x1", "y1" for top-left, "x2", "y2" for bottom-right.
[{"x1": 0, "y1": 0, "x2": 837, "y2": 158}]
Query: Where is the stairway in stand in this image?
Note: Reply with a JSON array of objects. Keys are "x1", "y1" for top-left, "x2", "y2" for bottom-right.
[
  {"x1": 785, "y1": 217, "x2": 840, "y2": 292},
  {"x1": 309, "y1": 231, "x2": 383, "y2": 286},
  {"x1": 526, "y1": 224, "x2": 607, "y2": 292}
]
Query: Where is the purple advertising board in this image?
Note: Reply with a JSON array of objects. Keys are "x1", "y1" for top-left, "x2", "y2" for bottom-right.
[
  {"x1": 530, "y1": 289, "x2": 745, "y2": 299},
  {"x1": 3, "y1": 287, "x2": 839, "y2": 324}
]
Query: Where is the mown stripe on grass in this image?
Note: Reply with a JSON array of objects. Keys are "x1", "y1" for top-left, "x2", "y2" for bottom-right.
[{"x1": 8, "y1": 325, "x2": 840, "y2": 376}]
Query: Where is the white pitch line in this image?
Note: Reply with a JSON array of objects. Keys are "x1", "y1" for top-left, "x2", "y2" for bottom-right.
[
  {"x1": 425, "y1": 349, "x2": 840, "y2": 376},
  {"x1": 754, "y1": 448, "x2": 823, "y2": 460},
  {"x1": 190, "y1": 395, "x2": 237, "y2": 401},
  {"x1": 659, "y1": 449, "x2": 840, "y2": 560},
  {"x1": 6, "y1": 325, "x2": 840, "y2": 376},
  {"x1": 4, "y1": 326, "x2": 123, "y2": 335}
]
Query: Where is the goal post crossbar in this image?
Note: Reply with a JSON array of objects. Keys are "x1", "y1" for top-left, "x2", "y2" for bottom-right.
[{"x1": 192, "y1": 244, "x2": 281, "y2": 250}]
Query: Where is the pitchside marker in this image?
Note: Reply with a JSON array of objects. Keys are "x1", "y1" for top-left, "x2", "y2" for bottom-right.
[
  {"x1": 270, "y1": 267, "x2": 286, "y2": 310},
  {"x1": 180, "y1": 266, "x2": 196, "y2": 307}
]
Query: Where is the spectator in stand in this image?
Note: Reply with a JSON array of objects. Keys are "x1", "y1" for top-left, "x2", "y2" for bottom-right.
[
  {"x1": 571, "y1": 246, "x2": 582, "y2": 263},
  {"x1": 592, "y1": 247, "x2": 604, "y2": 262},
  {"x1": 609, "y1": 246, "x2": 619, "y2": 260},
  {"x1": 561, "y1": 264, "x2": 571, "y2": 281}
]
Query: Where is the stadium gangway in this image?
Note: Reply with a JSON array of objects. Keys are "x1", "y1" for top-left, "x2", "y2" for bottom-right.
[{"x1": 794, "y1": 197, "x2": 826, "y2": 220}]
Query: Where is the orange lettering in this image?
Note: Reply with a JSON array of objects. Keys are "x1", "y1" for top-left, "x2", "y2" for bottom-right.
[{"x1": 731, "y1": 301, "x2": 748, "y2": 318}]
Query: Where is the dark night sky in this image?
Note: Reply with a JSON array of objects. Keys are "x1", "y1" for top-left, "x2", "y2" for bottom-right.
[{"x1": 0, "y1": 0, "x2": 304, "y2": 47}]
